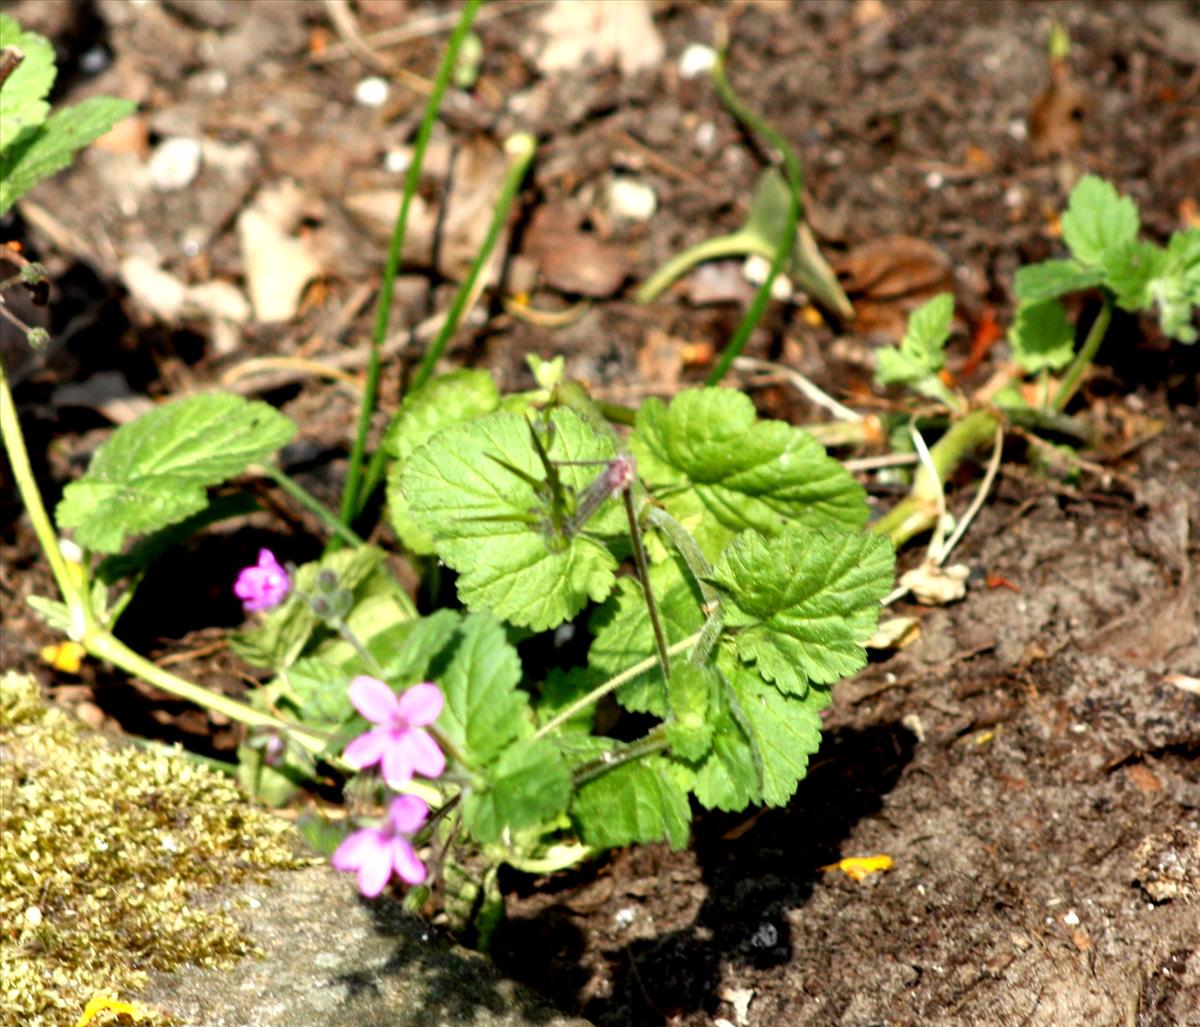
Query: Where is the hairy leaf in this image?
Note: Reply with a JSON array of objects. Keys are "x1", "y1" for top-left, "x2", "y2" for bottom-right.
[
  {"x1": 464, "y1": 738, "x2": 571, "y2": 844},
  {"x1": 56, "y1": 394, "x2": 295, "y2": 553},
  {"x1": 571, "y1": 755, "x2": 691, "y2": 849},
  {"x1": 1009, "y1": 299, "x2": 1075, "y2": 373},
  {"x1": 631, "y1": 388, "x2": 868, "y2": 557},
  {"x1": 874, "y1": 292, "x2": 954, "y2": 386},
  {"x1": 0, "y1": 14, "x2": 55, "y2": 153},
  {"x1": 1060, "y1": 175, "x2": 1139, "y2": 268},
  {"x1": 0, "y1": 95, "x2": 136, "y2": 214},
  {"x1": 438, "y1": 613, "x2": 528, "y2": 767},
  {"x1": 587, "y1": 556, "x2": 706, "y2": 716},
  {"x1": 1014, "y1": 260, "x2": 1106, "y2": 304},
  {"x1": 385, "y1": 370, "x2": 500, "y2": 555},
  {"x1": 712, "y1": 525, "x2": 894, "y2": 697},
  {"x1": 665, "y1": 662, "x2": 717, "y2": 761},
  {"x1": 402, "y1": 409, "x2": 622, "y2": 630}
]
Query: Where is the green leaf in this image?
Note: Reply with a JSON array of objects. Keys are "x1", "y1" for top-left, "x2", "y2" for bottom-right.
[
  {"x1": 1060, "y1": 175, "x2": 1139, "y2": 267},
  {"x1": 712, "y1": 525, "x2": 894, "y2": 697},
  {"x1": 665, "y1": 662, "x2": 716, "y2": 761},
  {"x1": 571, "y1": 755, "x2": 691, "y2": 849},
  {"x1": 1149, "y1": 230, "x2": 1200, "y2": 344},
  {"x1": 385, "y1": 370, "x2": 500, "y2": 555},
  {"x1": 437, "y1": 612, "x2": 528, "y2": 767},
  {"x1": 1, "y1": 95, "x2": 136, "y2": 214},
  {"x1": 535, "y1": 667, "x2": 600, "y2": 735},
  {"x1": 631, "y1": 388, "x2": 868, "y2": 557},
  {"x1": 463, "y1": 738, "x2": 571, "y2": 844},
  {"x1": 371, "y1": 607, "x2": 462, "y2": 683},
  {"x1": 1009, "y1": 299, "x2": 1075, "y2": 373},
  {"x1": 874, "y1": 292, "x2": 954, "y2": 386},
  {"x1": 286, "y1": 655, "x2": 355, "y2": 725},
  {"x1": 56, "y1": 394, "x2": 295, "y2": 553},
  {"x1": 1014, "y1": 259, "x2": 1107, "y2": 304},
  {"x1": 690, "y1": 655, "x2": 829, "y2": 809},
  {"x1": 588, "y1": 556, "x2": 706, "y2": 716},
  {"x1": 0, "y1": 15, "x2": 55, "y2": 153},
  {"x1": 402, "y1": 408, "x2": 622, "y2": 631},
  {"x1": 1102, "y1": 240, "x2": 1169, "y2": 312}
]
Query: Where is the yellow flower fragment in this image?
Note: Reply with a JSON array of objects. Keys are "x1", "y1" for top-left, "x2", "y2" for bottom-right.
[{"x1": 821, "y1": 854, "x2": 895, "y2": 883}]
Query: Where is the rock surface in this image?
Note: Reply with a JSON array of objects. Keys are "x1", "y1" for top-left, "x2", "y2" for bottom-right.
[{"x1": 143, "y1": 866, "x2": 593, "y2": 1027}]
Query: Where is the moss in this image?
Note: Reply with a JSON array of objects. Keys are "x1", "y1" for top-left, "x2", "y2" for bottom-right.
[{"x1": 0, "y1": 672, "x2": 314, "y2": 1026}]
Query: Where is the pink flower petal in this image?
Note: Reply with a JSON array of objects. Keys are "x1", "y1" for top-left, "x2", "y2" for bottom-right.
[
  {"x1": 397, "y1": 682, "x2": 444, "y2": 726},
  {"x1": 356, "y1": 844, "x2": 394, "y2": 897},
  {"x1": 387, "y1": 794, "x2": 429, "y2": 834},
  {"x1": 380, "y1": 740, "x2": 415, "y2": 789},
  {"x1": 343, "y1": 727, "x2": 390, "y2": 770},
  {"x1": 406, "y1": 729, "x2": 445, "y2": 779},
  {"x1": 391, "y1": 838, "x2": 427, "y2": 886},
  {"x1": 349, "y1": 676, "x2": 402, "y2": 725},
  {"x1": 331, "y1": 827, "x2": 377, "y2": 872}
]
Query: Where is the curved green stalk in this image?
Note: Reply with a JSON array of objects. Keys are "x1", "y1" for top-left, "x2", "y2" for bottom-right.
[
  {"x1": 340, "y1": 0, "x2": 483, "y2": 526},
  {"x1": 254, "y1": 463, "x2": 364, "y2": 548},
  {"x1": 1052, "y1": 293, "x2": 1113, "y2": 412},
  {"x1": 636, "y1": 230, "x2": 769, "y2": 304},
  {"x1": 871, "y1": 409, "x2": 1001, "y2": 548}
]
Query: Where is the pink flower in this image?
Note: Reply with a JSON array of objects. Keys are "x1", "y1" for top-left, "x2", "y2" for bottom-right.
[
  {"x1": 332, "y1": 794, "x2": 429, "y2": 896},
  {"x1": 233, "y1": 549, "x2": 291, "y2": 613},
  {"x1": 343, "y1": 677, "x2": 445, "y2": 788}
]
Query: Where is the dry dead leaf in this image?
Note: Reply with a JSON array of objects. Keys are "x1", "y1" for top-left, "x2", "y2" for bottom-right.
[
  {"x1": 536, "y1": 0, "x2": 664, "y2": 77},
  {"x1": 836, "y1": 235, "x2": 957, "y2": 340},
  {"x1": 237, "y1": 181, "x2": 323, "y2": 322},
  {"x1": 1029, "y1": 60, "x2": 1086, "y2": 159},
  {"x1": 523, "y1": 202, "x2": 629, "y2": 297}
]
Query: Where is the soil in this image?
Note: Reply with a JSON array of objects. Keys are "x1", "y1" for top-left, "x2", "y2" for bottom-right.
[{"x1": 2, "y1": 2, "x2": 1198, "y2": 1026}]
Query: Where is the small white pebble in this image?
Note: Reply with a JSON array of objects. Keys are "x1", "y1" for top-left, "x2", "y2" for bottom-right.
[
  {"x1": 1007, "y1": 119, "x2": 1028, "y2": 141},
  {"x1": 679, "y1": 43, "x2": 717, "y2": 79},
  {"x1": 384, "y1": 149, "x2": 411, "y2": 174},
  {"x1": 160, "y1": 834, "x2": 179, "y2": 852},
  {"x1": 355, "y1": 76, "x2": 390, "y2": 107},
  {"x1": 149, "y1": 137, "x2": 203, "y2": 191},
  {"x1": 607, "y1": 177, "x2": 657, "y2": 221},
  {"x1": 695, "y1": 120, "x2": 716, "y2": 151},
  {"x1": 1004, "y1": 185, "x2": 1025, "y2": 208},
  {"x1": 1063, "y1": 909, "x2": 1080, "y2": 926},
  {"x1": 614, "y1": 906, "x2": 636, "y2": 929},
  {"x1": 925, "y1": 170, "x2": 944, "y2": 190},
  {"x1": 742, "y1": 254, "x2": 793, "y2": 301},
  {"x1": 24, "y1": 906, "x2": 43, "y2": 927},
  {"x1": 1069, "y1": 722, "x2": 1088, "y2": 734}
]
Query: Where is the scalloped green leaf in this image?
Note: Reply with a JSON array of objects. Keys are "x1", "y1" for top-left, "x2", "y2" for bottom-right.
[
  {"x1": 630, "y1": 388, "x2": 868, "y2": 557},
  {"x1": 437, "y1": 612, "x2": 528, "y2": 767},
  {"x1": 571, "y1": 755, "x2": 691, "y2": 849},
  {"x1": 56, "y1": 394, "x2": 295, "y2": 553},
  {"x1": 0, "y1": 14, "x2": 55, "y2": 153},
  {"x1": 463, "y1": 738, "x2": 571, "y2": 844},
  {"x1": 385, "y1": 369, "x2": 500, "y2": 555},
  {"x1": 1014, "y1": 260, "x2": 1106, "y2": 304},
  {"x1": 712, "y1": 525, "x2": 894, "y2": 697},
  {"x1": 401, "y1": 408, "x2": 622, "y2": 631},
  {"x1": 587, "y1": 555, "x2": 706, "y2": 717},
  {"x1": 875, "y1": 291, "x2": 953, "y2": 386},
  {"x1": 1060, "y1": 175, "x2": 1139, "y2": 268},
  {"x1": 1009, "y1": 299, "x2": 1075, "y2": 373},
  {"x1": 665, "y1": 662, "x2": 716, "y2": 761}
]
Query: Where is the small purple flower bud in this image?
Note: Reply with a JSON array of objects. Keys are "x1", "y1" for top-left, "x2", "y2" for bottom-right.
[
  {"x1": 567, "y1": 454, "x2": 636, "y2": 535},
  {"x1": 233, "y1": 549, "x2": 291, "y2": 613}
]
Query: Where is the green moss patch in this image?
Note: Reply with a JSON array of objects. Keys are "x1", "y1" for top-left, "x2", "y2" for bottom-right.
[{"x1": 1, "y1": 672, "x2": 312, "y2": 1026}]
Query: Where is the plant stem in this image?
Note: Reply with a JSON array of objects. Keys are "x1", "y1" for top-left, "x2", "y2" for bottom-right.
[
  {"x1": 531, "y1": 631, "x2": 704, "y2": 741},
  {"x1": 571, "y1": 726, "x2": 669, "y2": 788},
  {"x1": 636, "y1": 231, "x2": 767, "y2": 305},
  {"x1": 339, "y1": 0, "x2": 482, "y2": 527},
  {"x1": 1052, "y1": 293, "x2": 1113, "y2": 412},
  {"x1": 872, "y1": 409, "x2": 1001, "y2": 548},
  {"x1": 3, "y1": 355, "x2": 332, "y2": 754},
  {"x1": 625, "y1": 490, "x2": 671, "y2": 684},
  {"x1": 705, "y1": 54, "x2": 801, "y2": 387},
  {"x1": 254, "y1": 463, "x2": 364, "y2": 548},
  {"x1": 409, "y1": 132, "x2": 537, "y2": 394},
  {"x1": 643, "y1": 506, "x2": 724, "y2": 666}
]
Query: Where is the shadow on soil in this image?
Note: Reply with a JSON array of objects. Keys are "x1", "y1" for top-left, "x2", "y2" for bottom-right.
[{"x1": 493, "y1": 719, "x2": 917, "y2": 1026}]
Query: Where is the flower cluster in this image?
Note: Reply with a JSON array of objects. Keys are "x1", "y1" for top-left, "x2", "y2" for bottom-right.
[{"x1": 333, "y1": 676, "x2": 446, "y2": 897}]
